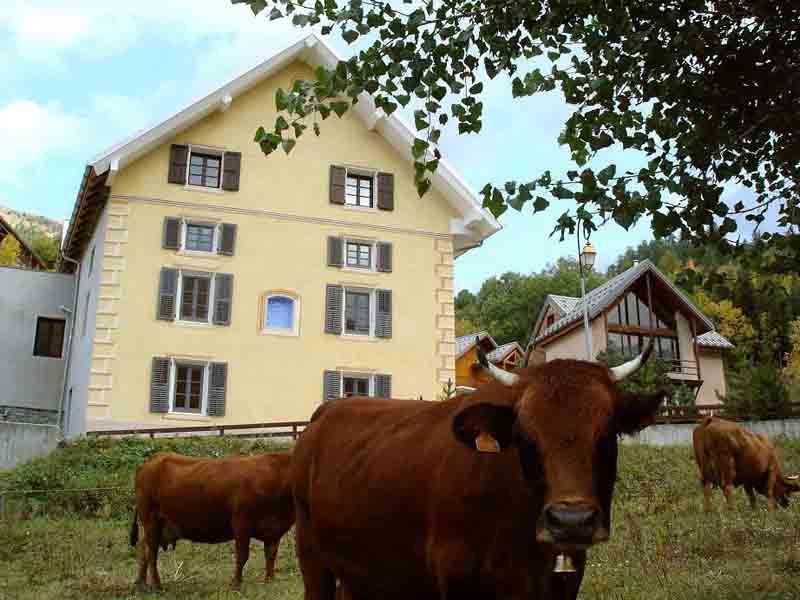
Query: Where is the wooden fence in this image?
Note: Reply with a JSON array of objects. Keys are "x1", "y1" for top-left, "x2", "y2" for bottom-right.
[{"x1": 86, "y1": 404, "x2": 800, "y2": 439}]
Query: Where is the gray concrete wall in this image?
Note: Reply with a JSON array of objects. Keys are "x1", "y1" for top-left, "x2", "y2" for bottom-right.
[
  {"x1": 0, "y1": 422, "x2": 60, "y2": 469},
  {"x1": 63, "y1": 208, "x2": 108, "y2": 438},
  {"x1": 624, "y1": 418, "x2": 800, "y2": 447},
  {"x1": 0, "y1": 267, "x2": 75, "y2": 413}
]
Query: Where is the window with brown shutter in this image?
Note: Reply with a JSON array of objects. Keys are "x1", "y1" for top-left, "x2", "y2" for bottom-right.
[
  {"x1": 33, "y1": 317, "x2": 66, "y2": 358},
  {"x1": 377, "y1": 172, "x2": 394, "y2": 210},
  {"x1": 168, "y1": 145, "x2": 189, "y2": 184},
  {"x1": 222, "y1": 152, "x2": 241, "y2": 191},
  {"x1": 329, "y1": 166, "x2": 346, "y2": 204}
]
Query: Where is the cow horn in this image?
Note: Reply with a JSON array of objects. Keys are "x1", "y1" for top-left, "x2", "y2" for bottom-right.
[
  {"x1": 476, "y1": 337, "x2": 520, "y2": 387},
  {"x1": 788, "y1": 475, "x2": 800, "y2": 481},
  {"x1": 609, "y1": 339, "x2": 654, "y2": 382}
]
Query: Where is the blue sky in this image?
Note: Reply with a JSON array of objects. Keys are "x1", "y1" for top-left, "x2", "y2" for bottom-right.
[{"x1": 1, "y1": 1, "x2": 677, "y2": 292}]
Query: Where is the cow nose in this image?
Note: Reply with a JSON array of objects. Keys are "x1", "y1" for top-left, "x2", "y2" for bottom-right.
[{"x1": 543, "y1": 503, "x2": 599, "y2": 543}]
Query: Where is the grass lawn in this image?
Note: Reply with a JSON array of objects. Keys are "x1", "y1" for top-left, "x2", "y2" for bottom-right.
[{"x1": 1, "y1": 437, "x2": 799, "y2": 599}]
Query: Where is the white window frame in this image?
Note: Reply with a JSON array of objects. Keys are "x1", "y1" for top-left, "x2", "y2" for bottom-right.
[
  {"x1": 340, "y1": 371, "x2": 374, "y2": 398},
  {"x1": 180, "y1": 219, "x2": 221, "y2": 255},
  {"x1": 262, "y1": 291, "x2": 301, "y2": 337},
  {"x1": 168, "y1": 358, "x2": 209, "y2": 415},
  {"x1": 184, "y1": 145, "x2": 226, "y2": 194},
  {"x1": 175, "y1": 269, "x2": 216, "y2": 326},
  {"x1": 343, "y1": 238, "x2": 376, "y2": 271},
  {"x1": 342, "y1": 286, "x2": 376, "y2": 338},
  {"x1": 342, "y1": 167, "x2": 378, "y2": 211}
]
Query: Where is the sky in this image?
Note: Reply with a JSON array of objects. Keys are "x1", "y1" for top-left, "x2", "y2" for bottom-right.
[{"x1": 0, "y1": 1, "x2": 702, "y2": 293}]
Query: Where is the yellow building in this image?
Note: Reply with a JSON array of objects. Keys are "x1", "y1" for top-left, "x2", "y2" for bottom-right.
[{"x1": 59, "y1": 35, "x2": 500, "y2": 434}]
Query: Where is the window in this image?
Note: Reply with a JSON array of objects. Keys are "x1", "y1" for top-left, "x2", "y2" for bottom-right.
[
  {"x1": 346, "y1": 241, "x2": 372, "y2": 268},
  {"x1": 345, "y1": 173, "x2": 374, "y2": 207},
  {"x1": 181, "y1": 274, "x2": 211, "y2": 322},
  {"x1": 88, "y1": 246, "x2": 95, "y2": 275},
  {"x1": 545, "y1": 314, "x2": 555, "y2": 328},
  {"x1": 345, "y1": 290, "x2": 371, "y2": 335},
  {"x1": 33, "y1": 317, "x2": 66, "y2": 358},
  {"x1": 174, "y1": 363, "x2": 205, "y2": 413},
  {"x1": 82, "y1": 291, "x2": 91, "y2": 337},
  {"x1": 185, "y1": 223, "x2": 216, "y2": 252},
  {"x1": 608, "y1": 332, "x2": 680, "y2": 363},
  {"x1": 343, "y1": 376, "x2": 370, "y2": 397},
  {"x1": 607, "y1": 292, "x2": 675, "y2": 330},
  {"x1": 189, "y1": 152, "x2": 222, "y2": 188}
]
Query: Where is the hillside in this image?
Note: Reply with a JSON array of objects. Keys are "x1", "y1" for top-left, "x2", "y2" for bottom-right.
[{"x1": 0, "y1": 205, "x2": 63, "y2": 240}]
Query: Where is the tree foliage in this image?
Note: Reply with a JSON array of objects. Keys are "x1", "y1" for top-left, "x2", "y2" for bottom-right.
[
  {"x1": 235, "y1": 0, "x2": 800, "y2": 269},
  {"x1": 13, "y1": 223, "x2": 60, "y2": 270},
  {"x1": 0, "y1": 235, "x2": 22, "y2": 267}
]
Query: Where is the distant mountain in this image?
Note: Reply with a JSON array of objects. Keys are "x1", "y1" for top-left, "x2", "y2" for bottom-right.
[{"x1": 0, "y1": 206, "x2": 63, "y2": 240}]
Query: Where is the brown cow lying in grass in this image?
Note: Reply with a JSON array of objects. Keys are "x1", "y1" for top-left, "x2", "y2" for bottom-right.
[
  {"x1": 693, "y1": 416, "x2": 799, "y2": 511},
  {"x1": 130, "y1": 451, "x2": 294, "y2": 592}
]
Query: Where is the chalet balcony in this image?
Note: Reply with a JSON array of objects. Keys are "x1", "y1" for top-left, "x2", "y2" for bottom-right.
[{"x1": 665, "y1": 359, "x2": 701, "y2": 383}]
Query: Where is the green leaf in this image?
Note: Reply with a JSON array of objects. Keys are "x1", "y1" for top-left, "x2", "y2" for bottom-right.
[
  {"x1": 412, "y1": 138, "x2": 429, "y2": 160},
  {"x1": 275, "y1": 116, "x2": 289, "y2": 132},
  {"x1": 597, "y1": 164, "x2": 617, "y2": 185},
  {"x1": 330, "y1": 102, "x2": 349, "y2": 117},
  {"x1": 282, "y1": 138, "x2": 296, "y2": 155},
  {"x1": 275, "y1": 89, "x2": 288, "y2": 111},
  {"x1": 533, "y1": 196, "x2": 549, "y2": 212},
  {"x1": 342, "y1": 30, "x2": 359, "y2": 44}
]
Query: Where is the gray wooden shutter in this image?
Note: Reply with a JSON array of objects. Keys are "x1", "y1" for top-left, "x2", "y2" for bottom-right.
[
  {"x1": 374, "y1": 374, "x2": 392, "y2": 399},
  {"x1": 324, "y1": 285, "x2": 343, "y2": 334},
  {"x1": 208, "y1": 362, "x2": 228, "y2": 417},
  {"x1": 219, "y1": 223, "x2": 237, "y2": 256},
  {"x1": 377, "y1": 172, "x2": 394, "y2": 211},
  {"x1": 213, "y1": 274, "x2": 233, "y2": 326},
  {"x1": 327, "y1": 236, "x2": 344, "y2": 267},
  {"x1": 222, "y1": 152, "x2": 241, "y2": 191},
  {"x1": 163, "y1": 217, "x2": 181, "y2": 250},
  {"x1": 150, "y1": 357, "x2": 171, "y2": 413},
  {"x1": 375, "y1": 289, "x2": 392, "y2": 338},
  {"x1": 168, "y1": 145, "x2": 189, "y2": 184},
  {"x1": 323, "y1": 370, "x2": 341, "y2": 402},
  {"x1": 156, "y1": 268, "x2": 178, "y2": 321},
  {"x1": 330, "y1": 166, "x2": 346, "y2": 205},
  {"x1": 376, "y1": 242, "x2": 393, "y2": 272}
]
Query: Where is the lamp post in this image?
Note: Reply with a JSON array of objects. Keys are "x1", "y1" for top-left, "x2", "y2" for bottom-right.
[{"x1": 578, "y1": 240, "x2": 597, "y2": 361}]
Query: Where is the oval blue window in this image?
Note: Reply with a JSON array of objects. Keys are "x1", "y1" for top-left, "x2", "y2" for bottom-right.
[{"x1": 266, "y1": 296, "x2": 294, "y2": 330}]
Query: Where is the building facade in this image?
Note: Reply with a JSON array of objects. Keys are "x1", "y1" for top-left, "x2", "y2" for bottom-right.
[
  {"x1": 59, "y1": 35, "x2": 499, "y2": 434},
  {"x1": 530, "y1": 260, "x2": 733, "y2": 405}
]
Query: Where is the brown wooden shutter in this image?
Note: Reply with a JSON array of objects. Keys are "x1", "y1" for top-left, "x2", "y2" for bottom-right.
[
  {"x1": 375, "y1": 289, "x2": 392, "y2": 338},
  {"x1": 219, "y1": 223, "x2": 237, "y2": 256},
  {"x1": 374, "y1": 374, "x2": 392, "y2": 398},
  {"x1": 156, "y1": 268, "x2": 178, "y2": 321},
  {"x1": 162, "y1": 217, "x2": 181, "y2": 250},
  {"x1": 150, "y1": 357, "x2": 171, "y2": 413},
  {"x1": 376, "y1": 242, "x2": 393, "y2": 272},
  {"x1": 330, "y1": 166, "x2": 346, "y2": 205},
  {"x1": 323, "y1": 370, "x2": 341, "y2": 401},
  {"x1": 208, "y1": 362, "x2": 228, "y2": 416},
  {"x1": 327, "y1": 236, "x2": 344, "y2": 267},
  {"x1": 222, "y1": 152, "x2": 241, "y2": 191},
  {"x1": 213, "y1": 273, "x2": 233, "y2": 325},
  {"x1": 324, "y1": 285, "x2": 343, "y2": 334},
  {"x1": 377, "y1": 172, "x2": 394, "y2": 211},
  {"x1": 168, "y1": 145, "x2": 189, "y2": 184}
]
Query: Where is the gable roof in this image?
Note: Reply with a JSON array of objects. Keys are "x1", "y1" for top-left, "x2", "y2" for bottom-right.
[
  {"x1": 0, "y1": 214, "x2": 46, "y2": 270},
  {"x1": 532, "y1": 259, "x2": 716, "y2": 346},
  {"x1": 486, "y1": 341, "x2": 524, "y2": 363},
  {"x1": 62, "y1": 33, "x2": 500, "y2": 266},
  {"x1": 695, "y1": 331, "x2": 734, "y2": 350},
  {"x1": 549, "y1": 294, "x2": 581, "y2": 313},
  {"x1": 455, "y1": 331, "x2": 497, "y2": 359}
]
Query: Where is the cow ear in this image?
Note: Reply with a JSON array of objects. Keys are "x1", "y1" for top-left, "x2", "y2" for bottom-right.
[
  {"x1": 452, "y1": 403, "x2": 516, "y2": 453},
  {"x1": 614, "y1": 389, "x2": 669, "y2": 435}
]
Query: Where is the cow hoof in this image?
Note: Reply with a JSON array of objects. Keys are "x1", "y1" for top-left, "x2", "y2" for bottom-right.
[{"x1": 133, "y1": 581, "x2": 149, "y2": 594}]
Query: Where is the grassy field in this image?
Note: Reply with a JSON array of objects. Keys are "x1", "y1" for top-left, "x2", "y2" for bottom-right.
[{"x1": 1, "y1": 437, "x2": 799, "y2": 599}]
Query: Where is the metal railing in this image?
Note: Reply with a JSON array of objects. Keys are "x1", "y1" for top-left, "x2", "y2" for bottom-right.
[
  {"x1": 665, "y1": 359, "x2": 700, "y2": 378},
  {"x1": 87, "y1": 420, "x2": 309, "y2": 441}
]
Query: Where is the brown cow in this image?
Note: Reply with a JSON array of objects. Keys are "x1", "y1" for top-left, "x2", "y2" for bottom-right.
[
  {"x1": 693, "y1": 416, "x2": 799, "y2": 511},
  {"x1": 292, "y1": 342, "x2": 667, "y2": 600},
  {"x1": 130, "y1": 451, "x2": 294, "y2": 592}
]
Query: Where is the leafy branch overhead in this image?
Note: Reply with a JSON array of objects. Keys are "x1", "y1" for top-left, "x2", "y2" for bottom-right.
[{"x1": 234, "y1": 0, "x2": 800, "y2": 267}]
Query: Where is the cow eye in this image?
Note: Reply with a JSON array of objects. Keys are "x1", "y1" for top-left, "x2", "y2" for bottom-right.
[{"x1": 515, "y1": 431, "x2": 542, "y2": 483}]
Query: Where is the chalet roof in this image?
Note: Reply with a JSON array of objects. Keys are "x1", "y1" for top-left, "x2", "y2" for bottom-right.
[
  {"x1": 549, "y1": 294, "x2": 581, "y2": 313},
  {"x1": 455, "y1": 331, "x2": 497, "y2": 359},
  {"x1": 532, "y1": 260, "x2": 715, "y2": 346},
  {"x1": 0, "y1": 214, "x2": 46, "y2": 270},
  {"x1": 695, "y1": 331, "x2": 734, "y2": 350},
  {"x1": 486, "y1": 341, "x2": 524, "y2": 363},
  {"x1": 62, "y1": 33, "x2": 500, "y2": 268}
]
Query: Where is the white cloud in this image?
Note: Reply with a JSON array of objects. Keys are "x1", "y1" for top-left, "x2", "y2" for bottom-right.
[{"x1": 0, "y1": 100, "x2": 85, "y2": 183}]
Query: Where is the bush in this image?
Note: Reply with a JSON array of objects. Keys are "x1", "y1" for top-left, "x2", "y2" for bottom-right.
[{"x1": 720, "y1": 360, "x2": 790, "y2": 419}]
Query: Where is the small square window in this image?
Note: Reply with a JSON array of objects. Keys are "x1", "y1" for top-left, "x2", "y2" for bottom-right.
[
  {"x1": 174, "y1": 363, "x2": 205, "y2": 413},
  {"x1": 185, "y1": 223, "x2": 216, "y2": 252},
  {"x1": 188, "y1": 153, "x2": 222, "y2": 189},
  {"x1": 180, "y1": 275, "x2": 211, "y2": 322},
  {"x1": 343, "y1": 376, "x2": 370, "y2": 397},
  {"x1": 346, "y1": 242, "x2": 372, "y2": 269},
  {"x1": 345, "y1": 173, "x2": 374, "y2": 207},
  {"x1": 33, "y1": 317, "x2": 66, "y2": 358},
  {"x1": 345, "y1": 291, "x2": 371, "y2": 335},
  {"x1": 265, "y1": 296, "x2": 295, "y2": 330}
]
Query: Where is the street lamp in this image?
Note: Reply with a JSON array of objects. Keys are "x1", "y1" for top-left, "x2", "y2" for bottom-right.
[{"x1": 578, "y1": 241, "x2": 597, "y2": 361}]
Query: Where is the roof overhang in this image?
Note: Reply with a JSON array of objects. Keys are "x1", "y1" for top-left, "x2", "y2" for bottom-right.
[{"x1": 84, "y1": 33, "x2": 500, "y2": 257}]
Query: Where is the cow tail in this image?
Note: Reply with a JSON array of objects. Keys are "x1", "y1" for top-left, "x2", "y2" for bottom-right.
[{"x1": 129, "y1": 508, "x2": 139, "y2": 548}]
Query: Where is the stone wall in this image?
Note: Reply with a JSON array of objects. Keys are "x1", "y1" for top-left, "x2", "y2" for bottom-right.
[
  {"x1": 624, "y1": 418, "x2": 800, "y2": 447},
  {"x1": 0, "y1": 422, "x2": 60, "y2": 469},
  {"x1": 0, "y1": 405, "x2": 58, "y2": 425}
]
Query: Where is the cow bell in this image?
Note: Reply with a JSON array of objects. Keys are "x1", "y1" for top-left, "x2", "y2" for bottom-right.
[{"x1": 553, "y1": 553, "x2": 576, "y2": 573}]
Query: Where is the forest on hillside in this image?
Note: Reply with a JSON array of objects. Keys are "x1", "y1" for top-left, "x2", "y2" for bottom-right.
[
  {"x1": 456, "y1": 238, "x2": 800, "y2": 410},
  {"x1": 0, "y1": 207, "x2": 62, "y2": 270}
]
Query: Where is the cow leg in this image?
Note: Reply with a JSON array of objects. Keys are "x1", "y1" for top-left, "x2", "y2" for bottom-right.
[
  {"x1": 722, "y1": 484, "x2": 735, "y2": 510},
  {"x1": 134, "y1": 537, "x2": 149, "y2": 593},
  {"x1": 766, "y1": 466, "x2": 778, "y2": 511},
  {"x1": 745, "y1": 487, "x2": 757, "y2": 510},
  {"x1": 264, "y1": 540, "x2": 280, "y2": 581},
  {"x1": 722, "y1": 456, "x2": 736, "y2": 510},
  {"x1": 232, "y1": 534, "x2": 250, "y2": 591},
  {"x1": 703, "y1": 481, "x2": 713, "y2": 513},
  {"x1": 296, "y1": 513, "x2": 336, "y2": 600}
]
